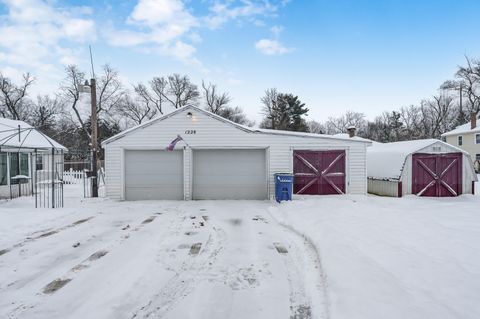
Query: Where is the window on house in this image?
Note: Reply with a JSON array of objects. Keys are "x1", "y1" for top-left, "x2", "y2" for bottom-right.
[
  {"x1": 476, "y1": 134, "x2": 480, "y2": 144},
  {"x1": 36, "y1": 155, "x2": 43, "y2": 171},
  {"x1": 0, "y1": 154, "x2": 7, "y2": 186},
  {"x1": 9, "y1": 153, "x2": 29, "y2": 184},
  {"x1": 458, "y1": 136, "x2": 463, "y2": 146},
  {"x1": 476, "y1": 154, "x2": 480, "y2": 161}
]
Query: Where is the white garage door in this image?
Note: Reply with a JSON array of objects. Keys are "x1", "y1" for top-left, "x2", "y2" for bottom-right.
[
  {"x1": 193, "y1": 149, "x2": 267, "y2": 200},
  {"x1": 125, "y1": 150, "x2": 183, "y2": 200}
]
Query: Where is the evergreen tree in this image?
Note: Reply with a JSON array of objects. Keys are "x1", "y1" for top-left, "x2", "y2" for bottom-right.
[{"x1": 260, "y1": 90, "x2": 309, "y2": 132}]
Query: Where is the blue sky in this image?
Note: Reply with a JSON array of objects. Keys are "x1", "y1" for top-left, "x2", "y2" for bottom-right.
[{"x1": 1, "y1": 0, "x2": 479, "y2": 123}]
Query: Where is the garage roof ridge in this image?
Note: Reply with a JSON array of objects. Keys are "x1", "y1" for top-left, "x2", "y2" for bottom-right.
[{"x1": 102, "y1": 105, "x2": 372, "y2": 146}]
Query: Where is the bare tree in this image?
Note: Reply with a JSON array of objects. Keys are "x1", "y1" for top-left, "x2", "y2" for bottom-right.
[
  {"x1": 60, "y1": 64, "x2": 124, "y2": 138},
  {"x1": 202, "y1": 81, "x2": 231, "y2": 114},
  {"x1": 97, "y1": 64, "x2": 124, "y2": 117},
  {"x1": 455, "y1": 56, "x2": 480, "y2": 114},
  {"x1": 162, "y1": 74, "x2": 200, "y2": 109},
  {"x1": 115, "y1": 94, "x2": 157, "y2": 126},
  {"x1": 28, "y1": 95, "x2": 65, "y2": 133},
  {"x1": 421, "y1": 92, "x2": 456, "y2": 138},
  {"x1": 325, "y1": 111, "x2": 367, "y2": 134},
  {"x1": 60, "y1": 65, "x2": 89, "y2": 136},
  {"x1": 260, "y1": 88, "x2": 279, "y2": 129},
  {"x1": 133, "y1": 78, "x2": 166, "y2": 115},
  {"x1": 217, "y1": 106, "x2": 254, "y2": 126},
  {"x1": 307, "y1": 120, "x2": 325, "y2": 134},
  {"x1": 0, "y1": 72, "x2": 34, "y2": 120},
  {"x1": 399, "y1": 105, "x2": 423, "y2": 140}
]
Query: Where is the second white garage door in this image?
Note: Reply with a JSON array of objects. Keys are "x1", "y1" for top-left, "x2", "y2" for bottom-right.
[
  {"x1": 192, "y1": 149, "x2": 267, "y2": 200},
  {"x1": 125, "y1": 150, "x2": 183, "y2": 200}
]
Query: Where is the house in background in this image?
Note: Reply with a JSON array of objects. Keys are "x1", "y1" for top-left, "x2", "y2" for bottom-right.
[
  {"x1": 0, "y1": 118, "x2": 66, "y2": 200},
  {"x1": 101, "y1": 106, "x2": 372, "y2": 201},
  {"x1": 442, "y1": 112, "x2": 480, "y2": 171}
]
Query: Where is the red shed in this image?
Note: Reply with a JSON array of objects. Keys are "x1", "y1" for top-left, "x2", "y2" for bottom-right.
[{"x1": 367, "y1": 139, "x2": 477, "y2": 197}]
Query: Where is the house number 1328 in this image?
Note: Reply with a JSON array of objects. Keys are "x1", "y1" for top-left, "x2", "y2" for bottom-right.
[{"x1": 185, "y1": 130, "x2": 196, "y2": 134}]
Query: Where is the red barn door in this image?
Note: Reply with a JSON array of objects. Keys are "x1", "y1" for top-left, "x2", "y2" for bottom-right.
[
  {"x1": 412, "y1": 153, "x2": 462, "y2": 197},
  {"x1": 293, "y1": 150, "x2": 346, "y2": 195}
]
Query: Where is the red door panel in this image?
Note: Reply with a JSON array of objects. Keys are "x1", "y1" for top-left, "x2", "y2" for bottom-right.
[
  {"x1": 412, "y1": 153, "x2": 462, "y2": 197},
  {"x1": 293, "y1": 150, "x2": 346, "y2": 195}
]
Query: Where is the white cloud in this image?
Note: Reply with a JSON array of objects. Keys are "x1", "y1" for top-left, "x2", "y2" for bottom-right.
[
  {"x1": 0, "y1": 0, "x2": 96, "y2": 71},
  {"x1": 106, "y1": 0, "x2": 201, "y2": 66},
  {"x1": 255, "y1": 39, "x2": 292, "y2": 55},
  {"x1": 129, "y1": 0, "x2": 196, "y2": 28},
  {"x1": 105, "y1": 0, "x2": 293, "y2": 68},
  {"x1": 204, "y1": 0, "x2": 282, "y2": 29},
  {"x1": 254, "y1": 23, "x2": 292, "y2": 56}
]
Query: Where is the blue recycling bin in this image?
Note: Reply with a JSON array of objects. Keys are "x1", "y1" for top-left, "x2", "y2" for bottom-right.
[{"x1": 275, "y1": 173, "x2": 294, "y2": 203}]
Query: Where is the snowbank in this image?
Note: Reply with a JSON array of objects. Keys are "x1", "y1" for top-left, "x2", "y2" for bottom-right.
[{"x1": 271, "y1": 195, "x2": 480, "y2": 319}]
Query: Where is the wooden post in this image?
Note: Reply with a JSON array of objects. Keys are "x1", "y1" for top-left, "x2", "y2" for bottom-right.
[{"x1": 90, "y1": 78, "x2": 98, "y2": 198}]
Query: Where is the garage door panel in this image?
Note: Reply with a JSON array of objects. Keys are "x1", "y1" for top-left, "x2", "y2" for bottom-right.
[
  {"x1": 125, "y1": 150, "x2": 183, "y2": 200},
  {"x1": 412, "y1": 153, "x2": 462, "y2": 197},
  {"x1": 193, "y1": 149, "x2": 267, "y2": 200},
  {"x1": 126, "y1": 187, "x2": 182, "y2": 201},
  {"x1": 293, "y1": 150, "x2": 346, "y2": 195},
  {"x1": 193, "y1": 186, "x2": 265, "y2": 200},
  {"x1": 125, "y1": 173, "x2": 182, "y2": 186}
]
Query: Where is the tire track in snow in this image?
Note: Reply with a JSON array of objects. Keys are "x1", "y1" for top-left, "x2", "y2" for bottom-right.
[
  {"x1": 131, "y1": 214, "x2": 227, "y2": 319},
  {"x1": 5, "y1": 210, "x2": 177, "y2": 319},
  {"x1": 268, "y1": 211, "x2": 331, "y2": 319},
  {"x1": 0, "y1": 217, "x2": 95, "y2": 257}
]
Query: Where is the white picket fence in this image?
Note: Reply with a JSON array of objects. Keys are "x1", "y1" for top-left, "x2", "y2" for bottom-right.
[{"x1": 63, "y1": 169, "x2": 84, "y2": 184}]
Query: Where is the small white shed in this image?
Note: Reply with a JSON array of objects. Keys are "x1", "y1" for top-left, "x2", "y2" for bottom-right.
[
  {"x1": 0, "y1": 118, "x2": 67, "y2": 200},
  {"x1": 102, "y1": 106, "x2": 372, "y2": 201},
  {"x1": 367, "y1": 139, "x2": 477, "y2": 197}
]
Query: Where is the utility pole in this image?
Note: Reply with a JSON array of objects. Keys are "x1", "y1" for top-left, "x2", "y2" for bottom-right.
[{"x1": 90, "y1": 78, "x2": 98, "y2": 198}]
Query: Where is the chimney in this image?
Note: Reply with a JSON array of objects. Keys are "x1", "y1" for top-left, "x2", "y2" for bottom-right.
[
  {"x1": 347, "y1": 126, "x2": 356, "y2": 138},
  {"x1": 471, "y1": 112, "x2": 477, "y2": 129}
]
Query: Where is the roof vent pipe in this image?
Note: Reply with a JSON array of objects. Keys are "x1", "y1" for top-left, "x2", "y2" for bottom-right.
[
  {"x1": 471, "y1": 112, "x2": 477, "y2": 129},
  {"x1": 347, "y1": 126, "x2": 356, "y2": 138}
]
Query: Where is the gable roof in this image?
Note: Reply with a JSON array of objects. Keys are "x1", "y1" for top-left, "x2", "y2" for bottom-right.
[
  {"x1": 367, "y1": 139, "x2": 467, "y2": 180},
  {"x1": 441, "y1": 115, "x2": 480, "y2": 137},
  {"x1": 102, "y1": 105, "x2": 372, "y2": 146},
  {"x1": 0, "y1": 118, "x2": 66, "y2": 151}
]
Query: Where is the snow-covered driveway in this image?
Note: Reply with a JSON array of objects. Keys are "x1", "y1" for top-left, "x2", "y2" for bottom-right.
[{"x1": 0, "y1": 195, "x2": 327, "y2": 319}]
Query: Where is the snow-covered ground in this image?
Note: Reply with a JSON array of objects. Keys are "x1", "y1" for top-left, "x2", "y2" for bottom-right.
[
  {"x1": 272, "y1": 194, "x2": 480, "y2": 319},
  {"x1": 1, "y1": 185, "x2": 479, "y2": 319}
]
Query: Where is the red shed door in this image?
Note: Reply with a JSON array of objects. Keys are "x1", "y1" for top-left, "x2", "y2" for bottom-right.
[
  {"x1": 293, "y1": 150, "x2": 346, "y2": 195},
  {"x1": 412, "y1": 153, "x2": 462, "y2": 197}
]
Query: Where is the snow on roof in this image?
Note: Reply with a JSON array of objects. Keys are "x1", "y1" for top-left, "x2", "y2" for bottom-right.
[
  {"x1": 255, "y1": 128, "x2": 372, "y2": 143},
  {"x1": 367, "y1": 139, "x2": 454, "y2": 180},
  {"x1": 333, "y1": 133, "x2": 372, "y2": 142},
  {"x1": 102, "y1": 106, "x2": 372, "y2": 145},
  {"x1": 0, "y1": 118, "x2": 66, "y2": 151},
  {"x1": 441, "y1": 115, "x2": 480, "y2": 137}
]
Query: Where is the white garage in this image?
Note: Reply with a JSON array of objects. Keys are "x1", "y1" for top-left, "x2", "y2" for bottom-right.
[
  {"x1": 192, "y1": 149, "x2": 267, "y2": 200},
  {"x1": 102, "y1": 106, "x2": 371, "y2": 201}
]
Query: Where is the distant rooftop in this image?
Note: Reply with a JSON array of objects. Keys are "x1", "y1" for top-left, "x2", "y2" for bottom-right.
[{"x1": 441, "y1": 114, "x2": 480, "y2": 137}]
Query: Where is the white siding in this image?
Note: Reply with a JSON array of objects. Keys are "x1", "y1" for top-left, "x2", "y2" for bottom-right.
[
  {"x1": 368, "y1": 179, "x2": 401, "y2": 197},
  {"x1": 103, "y1": 108, "x2": 368, "y2": 200}
]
